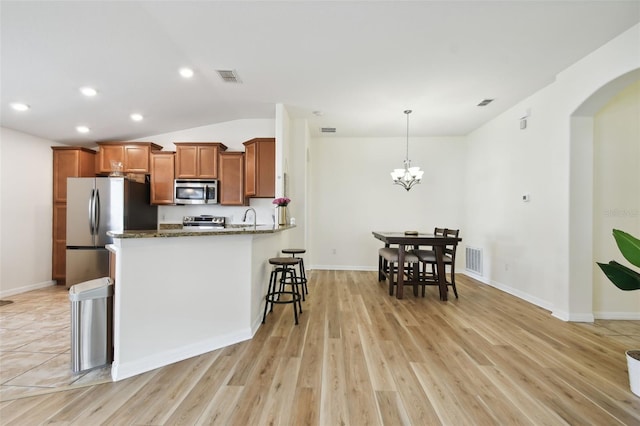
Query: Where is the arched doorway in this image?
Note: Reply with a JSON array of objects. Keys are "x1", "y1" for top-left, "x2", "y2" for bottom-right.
[{"x1": 568, "y1": 68, "x2": 640, "y2": 321}]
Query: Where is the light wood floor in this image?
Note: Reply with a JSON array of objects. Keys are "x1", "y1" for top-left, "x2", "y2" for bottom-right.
[{"x1": 1, "y1": 271, "x2": 639, "y2": 425}]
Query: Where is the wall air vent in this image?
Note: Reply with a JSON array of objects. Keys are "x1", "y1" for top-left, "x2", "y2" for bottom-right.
[
  {"x1": 320, "y1": 127, "x2": 336, "y2": 133},
  {"x1": 465, "y1": 247, "x2": 483, "y2": 275},
  {"x1": 216, "y1": 69, "x2": 241, "y2": 83},
  {"x1": 477, "y1": 99, "x2": 494, "y2": 107}
]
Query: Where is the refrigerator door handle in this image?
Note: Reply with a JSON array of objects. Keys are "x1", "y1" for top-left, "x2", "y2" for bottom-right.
[
  {"x1": 94, "y1": 189, "x2": 101, "y2": 236},
  {"x1": 89, "y1": 189, "x2": 96, "y2": 236}
]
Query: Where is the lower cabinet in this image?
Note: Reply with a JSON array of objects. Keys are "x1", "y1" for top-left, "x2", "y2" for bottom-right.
[
  {"x1": 219, "y1": 152, "x2": 245, "y2": 205},
  {"x1": 52, "y1": 203, "x2": 67, "y2": 282}
]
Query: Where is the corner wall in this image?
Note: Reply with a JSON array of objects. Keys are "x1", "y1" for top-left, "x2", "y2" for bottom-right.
[
  {"x1": 464, "y1": 24, "x2": 640, "y2": 320},
  {"x1": 0, "y1": 127, "x2": 61, "y2": 296}
]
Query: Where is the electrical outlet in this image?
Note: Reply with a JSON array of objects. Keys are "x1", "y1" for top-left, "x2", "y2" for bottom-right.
[{"x1": 332, "y1": 248, "x2": 336, "y2": 255}]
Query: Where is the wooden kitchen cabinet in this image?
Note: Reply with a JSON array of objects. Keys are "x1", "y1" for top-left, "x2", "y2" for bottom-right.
[
  {"x1": 243, "y1": 138, "x2": 275, "y2": 198},
  {"x1": 52, "y1": 203, "x2": 67, "y2": 282},
  {"x1": 51, "y1": 146, "x2": 97, "y2": 285},
  {"x1": 53, "y1": 147, "x2": 96, "y2": 203},
  {"x1": 218, "y1": 151, "x2": 245, "y2": 206},
  {"x1": 150, "y1": 151, "x2": 175, "y2": 205},
  {"x1": 96, "y1": 142, "x2": 162, "y2": 175},
  {"x1": 174, "y1": 142, "x2": 227, "y2": 179}
]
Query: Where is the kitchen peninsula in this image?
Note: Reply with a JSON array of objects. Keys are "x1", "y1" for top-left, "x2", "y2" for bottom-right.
[{"x1": 107, "y1": 224, "x2": 294, "y2": 381}]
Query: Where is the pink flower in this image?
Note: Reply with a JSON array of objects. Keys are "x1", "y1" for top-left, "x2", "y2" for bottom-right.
[{"x1": 273, "y1": 197, "x2": 291, "y2": 206}]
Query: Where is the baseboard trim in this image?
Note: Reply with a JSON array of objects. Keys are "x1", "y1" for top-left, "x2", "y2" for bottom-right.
[
  {"x1": 112, "y1": 329, "x2": 252, "y2": 382},
  {"x1": 594, "y1": 311, "x2": 640, "y2": 320},
  {"x1": 309, "y1": 265, "x2": 377, "y2": 272},
  {"x1": 0, "y1": 280, "x2": 57, "y2": 299},
  {"x1": 461, "y1": 271, "x2": 554, "y2": 312}
]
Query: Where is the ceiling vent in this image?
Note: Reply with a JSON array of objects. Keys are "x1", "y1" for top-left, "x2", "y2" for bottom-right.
[
  {"x1": 477, "y1": 99, "x2": 494, "y2": 107},
  {"x1": 216, "y1": 69, "x2": 241, "y2": 83},
  {"x1": 320, "y1": 127, "x2": 336, "y2": 133}
]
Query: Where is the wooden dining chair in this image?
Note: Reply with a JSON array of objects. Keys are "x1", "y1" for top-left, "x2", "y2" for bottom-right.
[
  {"x1": 378, "y1": 245, "x2": 420, "y2": 296},
  {"x1": 413, "y1": 228, "x2": 460, "y2": 298}
]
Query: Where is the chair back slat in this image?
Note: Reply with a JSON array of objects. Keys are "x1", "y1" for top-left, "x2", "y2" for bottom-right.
[{"x1": 443, "y1": 228, "x2": 459, "y2": 257}]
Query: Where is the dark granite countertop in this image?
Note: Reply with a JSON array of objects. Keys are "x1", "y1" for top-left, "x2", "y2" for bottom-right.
[{"x1": 108, "y1": 224, "x2": 295, "y2": 239}]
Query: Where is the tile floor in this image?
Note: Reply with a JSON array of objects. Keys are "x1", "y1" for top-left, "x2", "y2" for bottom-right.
[{"x1": 0, "y1": 285, "x2": 111, "y2": 401}]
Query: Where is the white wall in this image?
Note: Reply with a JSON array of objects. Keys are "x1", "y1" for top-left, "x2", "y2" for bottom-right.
[
  {"x1": 464, "y1": 23, "x2": 640, "y2": 319},
  {"x1": 308, "y1": 136, "x2": 465, "y2": 270},
  {"x1": 132, "y1": 118, "x2": 275, "y2": 151},
  {"x1": 0, "y1": 127, "x2": 62, "y2": 296},
  {"x1": 593, "y1": 80, "x2": 640, "y2": 318}
]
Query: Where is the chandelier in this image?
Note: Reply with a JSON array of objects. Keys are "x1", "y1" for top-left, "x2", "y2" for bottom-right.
[{"x1": 391, "y1": 109, "x2": 423, "y2": 191}]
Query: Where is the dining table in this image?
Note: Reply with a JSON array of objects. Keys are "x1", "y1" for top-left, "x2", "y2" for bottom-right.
[{"x1": 372, "y1": 231, "x2": 462, "y2": 300}]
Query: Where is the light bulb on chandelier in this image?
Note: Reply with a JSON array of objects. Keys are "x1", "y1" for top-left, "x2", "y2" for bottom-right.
[{"x1": 391, "y1": 109, "x2": 423, "y2": 191}]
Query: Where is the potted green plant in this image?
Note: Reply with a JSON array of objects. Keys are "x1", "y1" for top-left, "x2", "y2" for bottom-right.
[{"x1": 597, "y1": 229, "x2": 640, "y2": 397}]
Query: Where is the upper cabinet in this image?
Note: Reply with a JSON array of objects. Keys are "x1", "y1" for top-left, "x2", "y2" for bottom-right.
[
  {"x1": 243, "y1": 138, "x2": 275, "y2": 198},
  {"x1": 175, "y1": 142, "x2": 227, "y2": 179},
  {"x1": 52, "y1": 147, "x2": 96, "y2": 203},
  {"x1": 96, "y1": 142, "x2": 162, "y2": 175},
  {"x1": 150, "y1": 151, "x2": 176, "y2": 205},
  {"x1": 218, "y1": 151, "x2": 245, "y2": 206}
]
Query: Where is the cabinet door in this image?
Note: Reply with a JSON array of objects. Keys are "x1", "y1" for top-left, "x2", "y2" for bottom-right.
[
  {"x1": 219, "y1": 152, "x2": 245, "y2": 205},
  {"x1": 124, "y1": 145, "x2": 150, "y2": 173},
  {"x1": 53, "y1": 148, "x2": 96, "y2": 203},
  {"x1": 244, "y1": 142, "x2": 257, "y2": 197},
  {"x1": 175, "y1": 145, "x2": 199, "y2": 178},
  {"x1": 150, "y1": 152, "x2": 175, "y2": 205},
  {"x1": 198, "y1": 145, "x2": 219, "y2": 178},
  {"x1": 98, "y1": 145, "x2": 125, "y2": 174},
  {"x1": 255, "y1": 140, "x2": 275, "y2": 197},
  {"x1": 52, "y1": 203, "x2": 67, "y2": 283},
  {"x1": 53, "y1": 150, "x2": 80, "y2": 203},
  {"x1": 243, "y1": 138, "x2": 275, "y2": 198}
]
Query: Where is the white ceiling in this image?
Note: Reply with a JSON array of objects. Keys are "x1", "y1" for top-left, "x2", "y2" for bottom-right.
[{"x1": 2, "y1": 1, "x2": 639, "y2": 146}]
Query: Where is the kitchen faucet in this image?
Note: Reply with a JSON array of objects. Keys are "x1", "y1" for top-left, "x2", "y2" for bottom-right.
[{"x1": 243, "y1": 208, "x2": 257, "y2": 228}]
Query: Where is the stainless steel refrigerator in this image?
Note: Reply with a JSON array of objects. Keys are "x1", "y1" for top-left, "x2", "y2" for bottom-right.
[{"x1": 66, "y1": 177, "x2": 157, "y2": 287}]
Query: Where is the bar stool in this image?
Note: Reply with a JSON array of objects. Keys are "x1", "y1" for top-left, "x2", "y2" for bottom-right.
[
  {"x1": 282, "y1": 248, "x2": 308, "y2": 300},
  {"x1": 262, "y1": 257, "x2": 303, "y2": 325}
]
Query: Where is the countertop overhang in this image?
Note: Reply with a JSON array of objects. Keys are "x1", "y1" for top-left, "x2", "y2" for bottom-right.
[{"x1": 108, "y1": 224, "x2": 295, "y2": 239}]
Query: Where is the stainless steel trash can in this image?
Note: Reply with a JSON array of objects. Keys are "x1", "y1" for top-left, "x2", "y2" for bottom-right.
[{"x1": 69, "y1": 277, "x2": 114, "y2": 373}]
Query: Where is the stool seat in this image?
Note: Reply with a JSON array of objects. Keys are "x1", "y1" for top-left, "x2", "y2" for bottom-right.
[
  {"x1": 282, "y1": 248, "x2": 306, "y2": 255},
  {"x1": 269, "y1": 257, "x2": 300, "y2": 266}
]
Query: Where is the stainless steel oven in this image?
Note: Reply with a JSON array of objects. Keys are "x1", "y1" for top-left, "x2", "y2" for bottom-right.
[{"x1": 174, "y1": 179, "x2": 218, "y2": 205}]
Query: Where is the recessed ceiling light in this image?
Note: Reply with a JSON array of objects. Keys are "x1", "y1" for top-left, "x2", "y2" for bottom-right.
[
  {"x1": 130, "y1": 113, "x2": 144, "y2": 122},
  {"x1": 80, "y1": 87, "x2": 98, "y2": 97},
  {"x1": 76, "y1": 125, "x2": 90, "y2": 134},
  {"x1": 10, "y1": 102, "x2": 30, "y2": 111},
  {"x1": 179, "y1": 67, "x2": 194, "y2": 78}
]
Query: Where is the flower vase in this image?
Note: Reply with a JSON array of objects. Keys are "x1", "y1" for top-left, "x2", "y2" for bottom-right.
[{"x1": 277, "y1": 206, "x2": 288, "y2": 226}]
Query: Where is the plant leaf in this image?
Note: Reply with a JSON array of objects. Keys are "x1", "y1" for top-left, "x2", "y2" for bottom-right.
[
  {"x1": 612, "y1": 229, "x2": 640, "y2": 268},
  {"x1": 597, "y1": 261, "x2": 640, "y2": 291}
]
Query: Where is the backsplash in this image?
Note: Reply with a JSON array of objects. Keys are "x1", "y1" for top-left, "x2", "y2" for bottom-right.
[{"x1": 157, "y1": 198, "x2": 276, "y2": 225}]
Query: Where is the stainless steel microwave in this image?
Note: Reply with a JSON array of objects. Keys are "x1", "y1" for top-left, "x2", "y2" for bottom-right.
[{"x1": 174, "y1": 179, "x2": 218, "y2": 205}]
